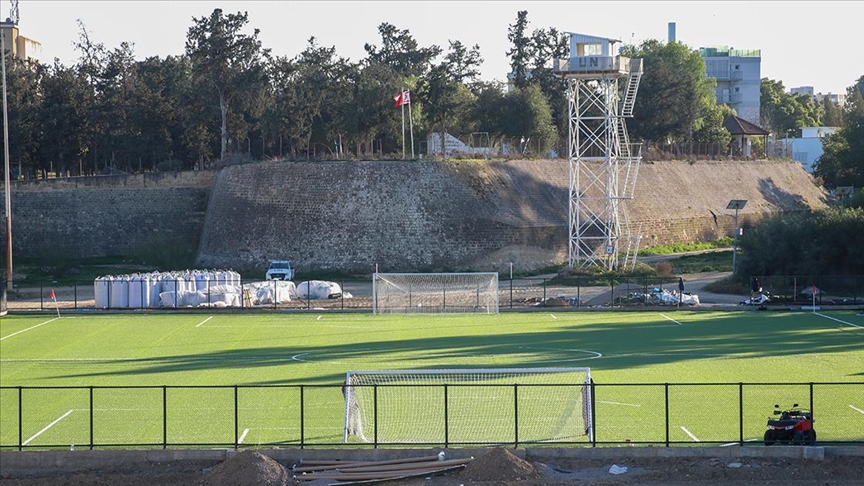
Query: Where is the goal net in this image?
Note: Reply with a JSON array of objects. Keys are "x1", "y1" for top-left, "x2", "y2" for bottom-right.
[
  {"x1": 372, "y1": 272, "x2": 499, "y2": 314},
  {"x1": 343, "y1": 368, "x2": 592, "y2": 445}
]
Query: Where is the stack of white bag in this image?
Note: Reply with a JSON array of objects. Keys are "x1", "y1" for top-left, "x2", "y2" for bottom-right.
[
  {"x1": 295, "y1": 280, "x2": 345, "y2": 300},
  {"x1": 94, "y1": 270, "x2": 242, "y2": 309},
  {"x1": 242, "y1": 280, "x2": 297, "y2": 305}
]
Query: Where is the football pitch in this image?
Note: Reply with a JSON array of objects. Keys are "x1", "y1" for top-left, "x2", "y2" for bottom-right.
[{"x1": 1, "y1": 310, "x2": 862, "y2": 448}]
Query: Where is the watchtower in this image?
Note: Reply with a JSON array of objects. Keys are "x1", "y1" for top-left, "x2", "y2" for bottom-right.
[{"x1": 554, "y1": 33, "x2": 643, "y2": 270}]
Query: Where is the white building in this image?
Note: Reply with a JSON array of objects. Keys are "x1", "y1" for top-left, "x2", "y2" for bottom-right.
[
  {"x1": 782, "y1": 126, "x2": 838, "y2": 172},
  {"x1": 700, "y1": 46, "x2": 761, "y2": 125},
  {"x1": 790, "y1": 86, "x2": 846, "y2": 107}
]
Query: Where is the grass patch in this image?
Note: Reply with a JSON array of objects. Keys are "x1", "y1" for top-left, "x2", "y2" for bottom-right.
[
  {"x1": 640, "y1": 237, "x2": 733, "y2": 256},
  {"x1": 667, "y1": 250, "x2": 734, "y2": 274}
]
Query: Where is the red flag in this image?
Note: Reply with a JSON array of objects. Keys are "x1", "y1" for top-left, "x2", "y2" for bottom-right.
[
  {"x1": 50, "y1": 289, "x2": 56, "y2": 300},
  {"x1": 393, "y1": 90, "x2": 410, "y2": 107}
]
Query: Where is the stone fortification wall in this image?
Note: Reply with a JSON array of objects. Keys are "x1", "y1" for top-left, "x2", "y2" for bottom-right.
[
  {"x1": 2, "y1": 161, "x2": 826, "y2": 273},
  {"x1": 1, "y1": 171, "x2": 215, "y2": 259},
  {"x1": 197, "y1": 159, "x2": 827, "y2": 274}
]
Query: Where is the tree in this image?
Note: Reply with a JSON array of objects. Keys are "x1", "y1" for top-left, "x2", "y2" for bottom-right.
[
  {"x1": 185, "y1": 8, "x2": 269, "y2": 160},
  {"x1": 821, "y1": 96, "x2": 843, "y2": 128},
  {"x1": 814, "y1": 76, "x2": 864, "y2": 188},
  {"x1": 623, "y1": 40, "x2": 718, "y2": 143},
  {"x1": 443, "y1": 40, "x2": 483, "y2": 85},
  {"x1": 505, "y1": 10, "x2": 533, "y2": 90},
  {"x1": 364, "y1": 23, "x2": 440, "y2": 79},
  {"x1": 37, "y1": 61, "x2": 93, "y2": 177},
  {"x1": 4, "y1": 57, "x2": 45, "y2": 178},
  {"x1": 760, "y1": 78, "x2": 821, "y2": 136}
]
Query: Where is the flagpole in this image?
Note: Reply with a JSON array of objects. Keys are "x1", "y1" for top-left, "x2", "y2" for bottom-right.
[
  {"x1": 401, "y1": 88, "x2": 406, "y2": 159},
  {"x1": 408, "y1": 91, "x2": 415, "y2": 159}
]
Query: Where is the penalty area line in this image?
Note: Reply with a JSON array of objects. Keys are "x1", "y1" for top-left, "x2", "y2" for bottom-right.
[
  {"x1": 23, "y1": 410, "x2": 74, "y2": 445},
  {"x1": 680, "y1": 426, "x2": 700, "y2": 442},
  {"x1": 195, "y1": 316, "x2": 213, "y2": 328},
  {"x1": 850, "y1": 405, "x2": 864, "y2": 415},
  {"x1": 238, "y1": 428, "x2": 250, "y2": 444},
  {"x1": 815, "y1": 312, "x2": 863, "y2": 329},
  {"x1": 0, "y1": 317, "x2": 61, "y2": 341},
  {"x1": 659, "y1": 313, "x2": 683, "y2": 326}
]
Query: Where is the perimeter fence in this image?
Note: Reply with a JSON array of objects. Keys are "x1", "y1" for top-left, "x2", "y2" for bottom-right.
[
  {"x1": 1, "y1": 382, "x2": 861, "y2": 450},
  {"x1": 8, "y1": 275, "x2": 864, "y2": 312},
  {"x1": 5, "y1": 276, "x2": 693, "y2": 312}
]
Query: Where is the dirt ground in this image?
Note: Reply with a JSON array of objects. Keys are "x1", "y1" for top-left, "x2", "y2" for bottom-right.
[{"x1": 2, "y1": 448, "x2": 864, "y2": 485}]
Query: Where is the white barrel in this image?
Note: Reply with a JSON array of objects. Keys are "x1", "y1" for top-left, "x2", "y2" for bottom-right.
[
  {"x1": 109, "y1": 277, "x2": 129, "y2": 308},
  {"x1": 128, "y1": 276, "x2": 143, "y2": 309},
  {"x1": 94, "y1": 277, "x2": 110, "y2": 309}
]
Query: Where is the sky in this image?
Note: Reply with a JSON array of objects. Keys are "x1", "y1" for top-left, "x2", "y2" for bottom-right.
[{"x1": 13, "y1": 0, "x2": 864, "y2": 96}]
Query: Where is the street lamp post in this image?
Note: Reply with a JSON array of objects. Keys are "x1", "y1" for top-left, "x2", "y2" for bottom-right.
[{"x1": 726, "y1": 200, "x2": 748, "y2": 274}]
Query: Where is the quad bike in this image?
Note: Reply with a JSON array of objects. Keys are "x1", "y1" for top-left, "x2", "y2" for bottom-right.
[{"x1": 764, "y1": 403, "x2": 816, "y2": 446}]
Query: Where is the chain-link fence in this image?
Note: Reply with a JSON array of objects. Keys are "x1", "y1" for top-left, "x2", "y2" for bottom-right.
[
  {"x1": 752, "y1": 275, "x2": 864, "y2": 305},
  {"x1": 5, "y1": 276, "x2": 698, "y2": 312},
  {"x1": 1, "y1": 382, "x2": 861, "y2": 450}
]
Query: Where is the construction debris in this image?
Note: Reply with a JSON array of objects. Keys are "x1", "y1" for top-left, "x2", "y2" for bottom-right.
[{"x1": 291, "y1": 452, "x2": 472, "y2": 484}]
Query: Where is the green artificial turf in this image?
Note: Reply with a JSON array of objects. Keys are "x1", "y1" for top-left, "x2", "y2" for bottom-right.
[{"x1": 1, "y1": 310, "x2": 862, "y2": 448}]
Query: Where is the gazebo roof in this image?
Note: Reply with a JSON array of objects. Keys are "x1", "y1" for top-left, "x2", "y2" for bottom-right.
[{"x1": 724, "y1": 115, "x2": 770, "y2": 136}]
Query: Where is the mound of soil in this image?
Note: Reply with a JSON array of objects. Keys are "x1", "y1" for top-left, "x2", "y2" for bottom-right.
[
  {"x1": 460, "y1": 448, "x2": 540, "y2": 482},
  {"x1": 202, "y1": 450, "x2": 290, "y2": 486}
]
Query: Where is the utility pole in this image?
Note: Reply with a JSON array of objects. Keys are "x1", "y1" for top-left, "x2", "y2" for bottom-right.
[{"x1": 2, "y1": 0, "x2": 17, "y2": 290}]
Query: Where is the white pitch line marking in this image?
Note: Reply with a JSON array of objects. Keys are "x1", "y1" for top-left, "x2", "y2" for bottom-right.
[
  {"x1": 550, "y1": 314, "x2": 557, "y2": 319},
  {"x1": 195, "y1": 316, "x2": 213, "y2": 328},
  {"x1": 659, "y1": 313, "x2": 682, "y2": 326},
  {"x1": 680, "y1": 426, "x2": 700, "y2": 442},
  {"x1": 316, "y1": 315, "x2": 322, "y2": 320},
  {"x1": 816, "y1": 312, "x2": 863, "y2": 329},
  {"x1": 1, "y1": 317, "x2": 61, "y2": 341},
  {"x1": 238, "y1": 428, "x2": 250, "y2": 444},
  {"x1": 720, "y1": 438, "x2": 758, "y2": 447},
  {"x1": 597, "y1": 400, "x2": 641, "y2": 408},
  {"x1": 23, "y1": 410, "x2": 73, "y2": 445},
  {"x1": 850, "y1": 405, "x2": 864, "y2": 414}
]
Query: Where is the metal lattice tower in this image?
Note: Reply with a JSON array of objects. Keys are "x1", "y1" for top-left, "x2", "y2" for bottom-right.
[{"x1": 554, "y1": 34, "x2": 643, "y2": 270}]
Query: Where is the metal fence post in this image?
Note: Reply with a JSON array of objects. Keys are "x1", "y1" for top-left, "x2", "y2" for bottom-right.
[
  {"x1": 810, "y1": 382, "x2": 814, "y2": 418},
  {"x1": 373, "y1": 384, "x2": 379, "y2": 448},
  {"x1": 299, "y1": 385, "x2": 305, "y2": 449},
  {"x1": 664, "y1": 383, "x2": 670, "y2": 447},
  {"x1": 74, "y1": 283, "x2": 78, "y2": 310},
  {"x1": 162, "y1": 386, "x2": 167, "y2": 449},
  {"x1": 444, "y1": 384, "x2": 449, "y2": 448},
  {"x1": 542, "y1": 279, "x2": 547, "y2": 306},
  {"x1": 234, "y1": 385, "x2": 239, "y2": 449},
  {"x1": 510, "y1": 277, "x2": 513, "y2": 309},
  {"x1": 590, "y1": 380, "x2": 596, "y2": 447},
  {"x1": 513, "y1": 384, "x2": 519, "y2": 447},
  {"x1": 738, "y1": 383, "x2": 744, "y2": 445},
  {"x1": 89, "y1": 386, "x2": 94, "y2": 450},
  {"x1": 18, "y1": 386, "x2": 22, "y2": 451}
]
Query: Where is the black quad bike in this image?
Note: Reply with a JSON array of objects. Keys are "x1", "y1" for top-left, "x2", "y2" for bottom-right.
[{"x1": 764, "y1": 403, "x2": 816, "y2": 446}]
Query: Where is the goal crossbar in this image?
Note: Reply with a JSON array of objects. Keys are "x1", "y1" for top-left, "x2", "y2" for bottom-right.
[{"x1": 344, "y1": 367, "x2": 592, "y2": 444}]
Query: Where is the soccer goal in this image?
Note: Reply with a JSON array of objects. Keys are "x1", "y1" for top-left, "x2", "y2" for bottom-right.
[
  {"x1": 343, "y1": 368, "x2": 592, "y2": 445},
  {"x1": 372, "y1": 272, "x2": 499, "y2": 314}
]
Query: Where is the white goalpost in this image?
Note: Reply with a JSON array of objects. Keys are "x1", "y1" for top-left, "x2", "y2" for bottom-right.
[
  {"x1": 372, "y1": 272, "x2": 499, "y2": 314},
  {"x1": 343, "y1": 367, "x2": 593, "y2": 444}
]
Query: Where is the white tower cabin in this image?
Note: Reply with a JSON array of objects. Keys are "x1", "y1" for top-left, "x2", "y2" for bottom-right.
[{"x1": 554, "y1": 33, "x2": 643, "y2": 271}]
